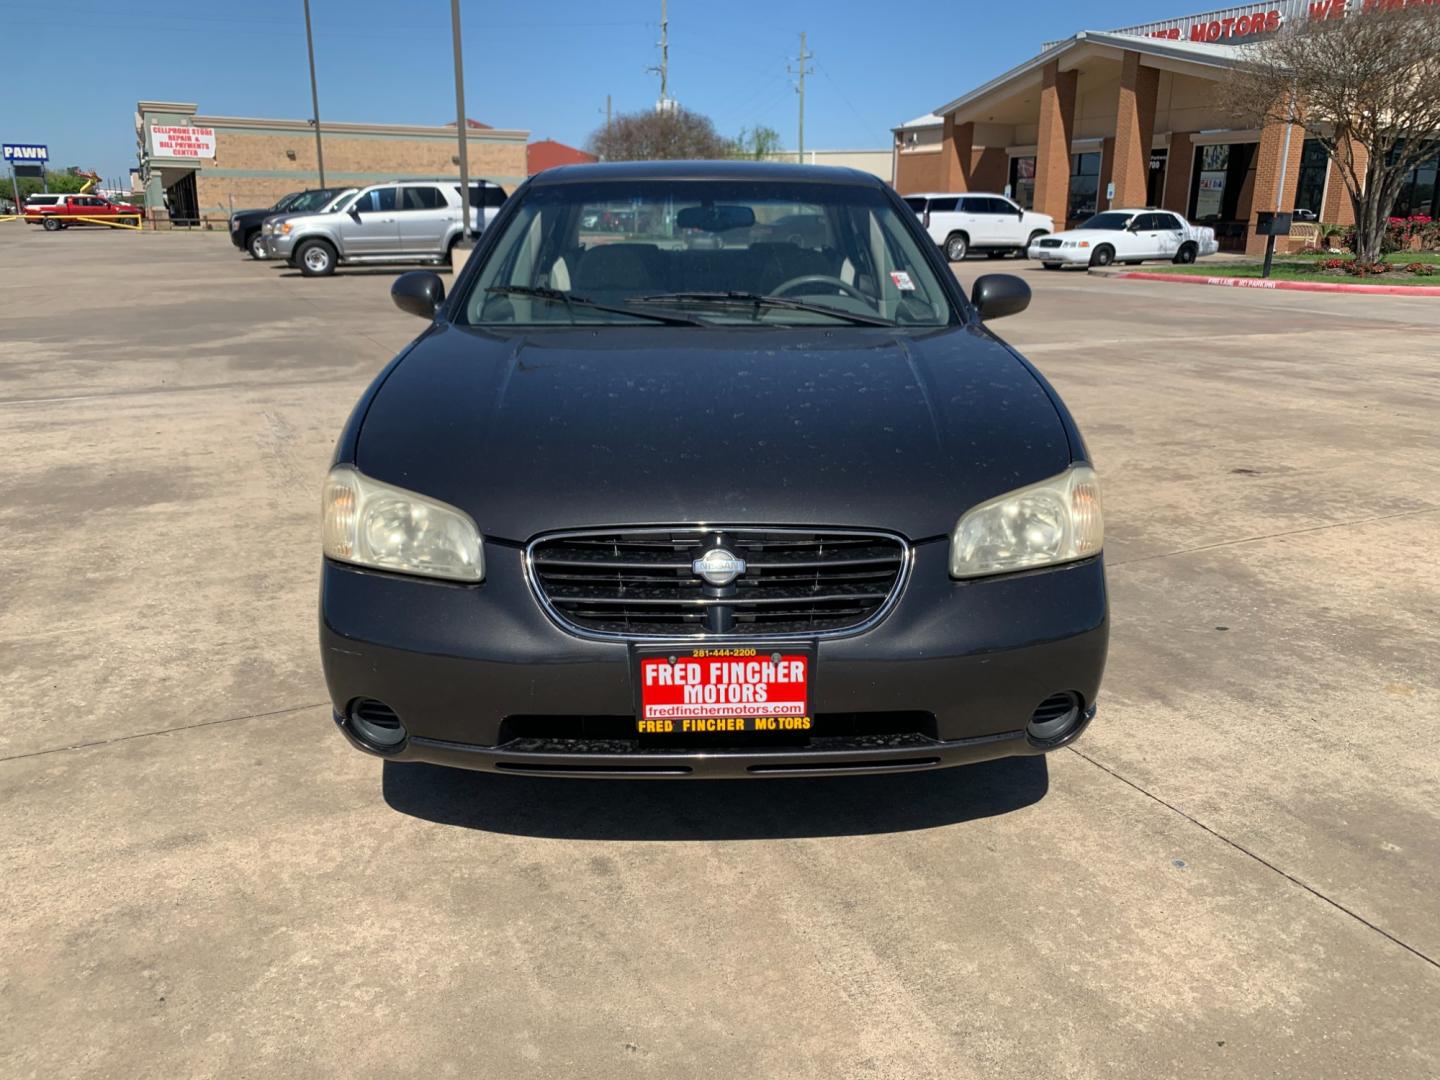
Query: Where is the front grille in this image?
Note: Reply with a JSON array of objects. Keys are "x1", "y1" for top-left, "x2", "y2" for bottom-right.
[
  {"x1": 1037, "y1": 238, "x2": 1062, "y2": 248},
  {"x1": 528, "y1": 527, "x2": 908, "y2": 638}
]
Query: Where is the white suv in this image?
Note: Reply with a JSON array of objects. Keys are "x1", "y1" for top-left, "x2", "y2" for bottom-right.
[{"x1": 904, "y1": 193, "x2": 1053, "y2": 262}]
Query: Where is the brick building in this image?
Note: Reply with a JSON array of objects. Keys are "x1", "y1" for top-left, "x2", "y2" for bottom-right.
[
  {"x1": 135, "y1": 101, "x2": 527, "y2": 225},
  {"x1": 892, "y1": 1, "x2": 1440, "y2": 256}
]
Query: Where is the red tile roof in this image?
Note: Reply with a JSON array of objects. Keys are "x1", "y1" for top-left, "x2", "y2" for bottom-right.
[{"x1": 527, "y1": 139, "x2": 599, "y2": 174}]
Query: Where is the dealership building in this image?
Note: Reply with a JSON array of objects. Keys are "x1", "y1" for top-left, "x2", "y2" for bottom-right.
[
  {"x1": 893, "y1": 1, "x2": 1440, "y2": 254},
  {"x1": 135, "y1": 101, "x2": 527, "y2": 223}
]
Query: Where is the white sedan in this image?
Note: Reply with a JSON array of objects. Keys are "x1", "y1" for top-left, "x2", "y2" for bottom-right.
[{"x1": 1028, "y1": 209, "x2": 1219, "y2": 269}]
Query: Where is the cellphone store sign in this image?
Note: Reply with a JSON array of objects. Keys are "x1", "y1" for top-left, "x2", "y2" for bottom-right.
[{"x1": 149, "y1": 125, "x2": 216, "y2": 159}]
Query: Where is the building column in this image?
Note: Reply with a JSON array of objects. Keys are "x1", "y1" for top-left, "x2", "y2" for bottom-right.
[
  {"x1": 1322, "y1": 135, "x2": 1367, "y2": 227},
  {"x1": 1162, "y1": 132, "x2": 1195, "y2": 214},
  {"x1": 941, "y1": 115, "x2": 973, "y2": 192},
  {"x1": 1112, "y1": 51, "x2": 1159, "y2": 208},
  {"x1": 1244, "y1": 118, "x2": 1306, "y2": 255},
  {"x1": 1099, "y1": 137, "x2": 1116, "y2": 209},
  {"x1": 1033, "y1": 60, "x2": 1077, "y2": 226}
]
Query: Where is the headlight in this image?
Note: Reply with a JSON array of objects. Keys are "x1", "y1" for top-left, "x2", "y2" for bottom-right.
[
  {"x1": 949, "y1": 465, "x2": 1102, "y2": 579},
  {"x1": 322, "y1": 465, "x2": 483, "y2": 582}
]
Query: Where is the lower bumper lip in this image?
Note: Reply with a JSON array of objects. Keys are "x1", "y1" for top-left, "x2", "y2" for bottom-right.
[{"x1": 335, "y1": 710, "x2": 1095, "y2": 778}]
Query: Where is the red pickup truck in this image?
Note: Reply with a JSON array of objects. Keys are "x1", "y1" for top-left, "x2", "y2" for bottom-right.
[{"x1": 26, "y1": 194, "x2": 143, "y2": 230}]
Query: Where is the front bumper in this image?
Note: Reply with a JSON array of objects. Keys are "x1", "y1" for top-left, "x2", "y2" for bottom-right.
[
  {"x1": 1028, "y1": 245, "x2": 1090, "y2": 265},
  {"x1": 320, "y1": 541, "x2": 1108, "y2": 779},
  {"x1": 266, "y1": 232, "x2": 298, "y2": 261}
]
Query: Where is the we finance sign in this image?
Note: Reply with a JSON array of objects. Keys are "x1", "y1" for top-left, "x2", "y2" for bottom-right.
[{"x1": 3, "y1": 144, "x2": 48, "y2": 163}]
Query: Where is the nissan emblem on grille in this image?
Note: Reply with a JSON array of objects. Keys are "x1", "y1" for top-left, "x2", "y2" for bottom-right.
[{"x1": 692, "y1": 548, "x2": 746, "y2": 586}]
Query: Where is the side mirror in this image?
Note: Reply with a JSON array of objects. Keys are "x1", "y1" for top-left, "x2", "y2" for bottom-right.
[
  {"x1": 970, "y1": 274, "x2": 1030, "y2": 322},
  {"x1": 391, "y1": 270, "x2": 445, "y2": 320}
]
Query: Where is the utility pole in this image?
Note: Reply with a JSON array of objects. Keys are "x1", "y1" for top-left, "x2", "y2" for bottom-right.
[
  {"x1": 606, "y1": 93, "x2": 612, "y2": 131},
  {"x1": 789, "y1": 32, "x2": 813, "y2": 164},
  {"x1": 647, "y1": 0, "x2": 671, "y2": 111},
  {"x1": 450, "y1": 0, "x2": 473, "y2": 239},
  {"x1": 303, "y1": 0, "x2": 326, "y2": 187}
]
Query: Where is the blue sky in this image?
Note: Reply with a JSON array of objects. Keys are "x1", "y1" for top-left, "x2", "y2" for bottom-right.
[{"x1": 2, "y1": 0, "x2": 1174, "y2": 181}]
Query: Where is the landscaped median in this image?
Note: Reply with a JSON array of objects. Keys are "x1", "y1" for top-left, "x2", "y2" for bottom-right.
[{"x1": 1091, "y1": 252, "x2": 1440, "y2": 296}]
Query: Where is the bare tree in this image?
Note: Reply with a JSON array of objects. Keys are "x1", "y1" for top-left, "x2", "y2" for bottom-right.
[
  {"x1": 587, "y1": 107, "x2": 734, "y2": 162},
  {"x1": 1223, "y1": 7, "x2": 1440, "y2": 262},
  {"x1": 731, "y1": 125, "x2": 784, "y2": 160}
]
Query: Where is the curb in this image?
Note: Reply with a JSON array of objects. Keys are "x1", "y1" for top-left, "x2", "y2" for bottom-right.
[{"x1": 1099, "y1": 269, "x2": 1440, "y2": 297}]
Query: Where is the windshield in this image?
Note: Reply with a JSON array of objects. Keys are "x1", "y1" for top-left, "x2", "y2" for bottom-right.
[
  {"x1": 1075, "y1": 212, "x2": 1134, "y2": 231},
  {"x1": 272, "y1": 192, "x2": 303, "y2": 212},
  {"x1": 321, "y1": 188, "x2": 357, "y2": 212},
  {"x1": 288, "y1": 189, "x2": 340, "y2": 213},
  {"x1": 458, "y1": 179, "x2": 956, "y2": 328}
]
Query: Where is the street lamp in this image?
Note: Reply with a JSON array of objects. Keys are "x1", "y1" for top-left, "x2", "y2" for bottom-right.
[
  {"x1": 304, "y1": 0, "x2": 327, "y2": 187},
  {"x1": 451, "y1": 0, "x2": 473, "y2": 240}
]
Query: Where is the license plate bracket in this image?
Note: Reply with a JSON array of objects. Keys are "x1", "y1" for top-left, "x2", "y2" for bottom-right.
[{"x1": 631, "y1": 645, "x2": 815, "y2": 738}]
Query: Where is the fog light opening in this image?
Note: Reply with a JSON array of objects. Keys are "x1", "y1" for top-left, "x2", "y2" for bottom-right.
[
  {"x1": 347, "y1": 698, "x2": 407, "y2": 749},
  {"x1": 1027, "y1": 691, "x2": 1083, "y2": 743}
]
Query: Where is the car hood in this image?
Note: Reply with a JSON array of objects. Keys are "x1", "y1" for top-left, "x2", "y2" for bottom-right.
[
  {"x1": 1038, "y1": 228, "x2": 1122, "y2": 243},
  {"x1": 355, "y1": 324, "x2": 1073, "y2": 542}
]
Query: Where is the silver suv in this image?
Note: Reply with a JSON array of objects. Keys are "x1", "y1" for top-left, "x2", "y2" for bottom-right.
[{"x1": 268, "y1": 179, "x2": 508, "y2": 277}]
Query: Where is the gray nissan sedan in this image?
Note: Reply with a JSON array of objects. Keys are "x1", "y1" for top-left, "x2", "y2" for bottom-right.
[{"x1": 320, "y1": 161, "x2": 1107, "y2": 778}]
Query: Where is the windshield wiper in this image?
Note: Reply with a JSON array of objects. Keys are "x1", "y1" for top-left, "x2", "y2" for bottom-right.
[
  {"x1": 627, "y1": 290, "x2": 896, "y2": 327},
  {"x1": 485, "y1": 285, "x2": 707, "y2": 326}
]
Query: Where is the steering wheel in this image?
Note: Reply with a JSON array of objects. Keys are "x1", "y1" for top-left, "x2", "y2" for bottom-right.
[{"x1": 771, "y1": 274, "x2": 871, "y2": 303}]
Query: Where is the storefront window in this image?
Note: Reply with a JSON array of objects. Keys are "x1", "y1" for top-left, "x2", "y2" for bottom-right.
[
  {"x1": 1009, "y1": 156, "x2": 1035, "y2": 210},
  {"x1": 1068, "y1": 152, "x2": 1100, "y2": 223},
  {"x1": 1293, "y1": 139, "x2": 1328, "y2": 217},
  {"x1": 1394, "y1": 149, "x2": 1440, "y2": 219},
  {"x1": 1193, "y1": 144, "x2": 1229, "y2": 221},
  {"x1": 1147, "y1": 149, "x2": 1168, "y2": 208}
]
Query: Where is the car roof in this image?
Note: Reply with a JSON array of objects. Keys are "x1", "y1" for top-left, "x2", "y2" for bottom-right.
[
  {"x1": 529, "y1": 160, "x2": 885, "y2": 188},
  {"x1": 906, "y1": 192, "x2": 1014, "y2": 199}
]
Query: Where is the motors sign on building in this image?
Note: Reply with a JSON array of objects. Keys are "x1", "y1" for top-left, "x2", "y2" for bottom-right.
[
  {"x1": 3, "y1": 143, "x2": 48, "y2": 163},
  {"x1": 148, "y1": 125, "x2": 216, "y2": 159}
]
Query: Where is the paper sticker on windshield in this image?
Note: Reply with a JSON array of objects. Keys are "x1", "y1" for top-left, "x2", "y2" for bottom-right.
[{"x1": 889, "y1": 271, "x2": 915, "y2": 291}]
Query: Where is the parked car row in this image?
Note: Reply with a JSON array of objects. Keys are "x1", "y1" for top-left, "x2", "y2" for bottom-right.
[
  {"x1": 902, "y1": 191, "x2": 1220, "y2": 270},
  {"x1": 231, "y1": 178, "x2": 509, "y2": 276}
]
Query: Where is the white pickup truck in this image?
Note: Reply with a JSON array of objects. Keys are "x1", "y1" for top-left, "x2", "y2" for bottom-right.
[
  {"x1": 1028, "y1": 208, "x2": 1219, "y2": 269},
  {"x1": 904, "y1": 193, "x2": 1054, "y2": 262}
]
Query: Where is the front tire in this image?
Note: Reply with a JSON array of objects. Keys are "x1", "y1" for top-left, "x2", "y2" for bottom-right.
[
  {"x1": 296, "y1": 238, "x2": 337, "y2": 277},
  {"x1": 944, "y1": 233, "x2": 969, "y2": 262},
  {"x1": 1173, "y1": 243, "x2": 1198, "y2": 265},
  {"x1": 1089, "y1": 245, "x2": 1115, "y2": 268},
  {"x1": 1023, "y1": 230, "x2": 1047, "y2": 258},
  {"x1": 42, "y1": 217, "x2": 62, "y2": 232},
  {"x1": 246, "y1": 231, "x2": 264, "y2": 259}
]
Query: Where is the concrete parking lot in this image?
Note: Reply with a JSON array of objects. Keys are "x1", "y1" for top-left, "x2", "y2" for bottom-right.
[{"x1": 2, "y1": 224, "x2": 1437, "y2": 1078}]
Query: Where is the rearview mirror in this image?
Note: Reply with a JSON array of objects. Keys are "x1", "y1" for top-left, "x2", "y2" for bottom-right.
[
  {"x1": 970, "y1": 274, "x2": 1030, "y2": 322},
  {"x1": 676, "y1": 204, "x2": 756, "y2": 232},
  {"x1": 391, "y1": 271, "x2": 445, "y2": 320}
]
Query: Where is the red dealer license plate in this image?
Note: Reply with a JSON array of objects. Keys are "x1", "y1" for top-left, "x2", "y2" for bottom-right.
[{"x1": 634, "y1": 647, "x2": 813, "y2": 736}]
